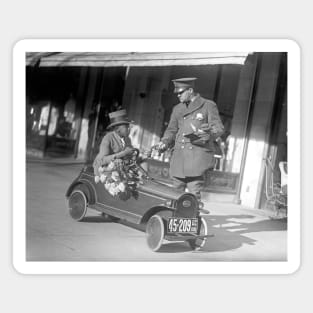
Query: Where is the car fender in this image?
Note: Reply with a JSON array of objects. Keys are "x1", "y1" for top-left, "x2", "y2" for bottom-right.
[
  {"x1": 66, "y1": 181, "x2": 96, "y2": 205},
  {"x1": 140, "y1": 205, "x2": 174, "y2": 224}
]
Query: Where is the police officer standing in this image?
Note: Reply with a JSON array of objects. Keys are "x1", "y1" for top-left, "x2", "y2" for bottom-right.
[{"x1": 157, "y1": 78, "x2": 224, "y2": 199}]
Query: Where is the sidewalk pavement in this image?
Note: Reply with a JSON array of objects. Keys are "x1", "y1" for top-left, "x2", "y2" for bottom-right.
[
  {"x1": 27, "y1": 156, "x2": 87, "y2": 165},
  {"x1": 203, "y1": 200, "x2": 287, "y2": 220},
  {"x1": 26, "y1": 156, "x2": 286, "y2": 219}
]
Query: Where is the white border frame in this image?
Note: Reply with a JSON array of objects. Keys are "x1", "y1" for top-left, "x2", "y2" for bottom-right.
[{"x1": 13, "y1": 39, "x2": 300, "y2": 274}]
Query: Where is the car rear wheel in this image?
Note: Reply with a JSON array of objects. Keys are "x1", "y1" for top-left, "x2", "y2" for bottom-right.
[
  {"x1": 188, "y1": 217, "x2": 208, "y2": 250},
  {"x1": 68, "y1": 190, "x2": 88, "y2": 221},
  {"x1": 146, "y1": 215, "x2": 165, "y2": 252}
]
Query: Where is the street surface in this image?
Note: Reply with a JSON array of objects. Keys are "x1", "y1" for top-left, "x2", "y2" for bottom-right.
[{"x1": 26, "y1": 162, "x2": 287, "y2": 261}]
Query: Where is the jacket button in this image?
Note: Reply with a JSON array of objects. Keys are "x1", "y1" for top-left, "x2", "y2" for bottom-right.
[
  {"x1": 182, "y1": 139, "x2": 185, "y2": 143},
  {"x1": 183, "y1": 117, "x2": 186, "y2": 120},
  {"x1": 181, "y1": 146, "x2": 184, "y2": 149},
  {"x1": 189, "y1": 146, "x2": 193, "y2": 150}
]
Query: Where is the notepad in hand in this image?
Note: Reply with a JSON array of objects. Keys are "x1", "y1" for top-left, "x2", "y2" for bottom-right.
[{"x1": 184, "y1": 132, "x2": 201, "y2": 141}]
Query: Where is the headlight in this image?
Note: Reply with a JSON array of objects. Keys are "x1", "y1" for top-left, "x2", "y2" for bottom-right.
[
  {"x1": 182, "y1": 200, "x2": 192, "y2": 208},
  {"x1": 177, "y1": 194, "x2": 197, "y2": 209},
  {"x1": 175, "y1": 194, "x2": 198, "y2": 218}
]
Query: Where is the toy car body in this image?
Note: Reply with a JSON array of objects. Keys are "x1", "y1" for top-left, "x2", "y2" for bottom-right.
[{"x1": 65, "y1": 155, "x2": 211, "y2": 252}]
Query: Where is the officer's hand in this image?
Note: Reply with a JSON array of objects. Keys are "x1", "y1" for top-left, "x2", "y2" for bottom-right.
[
  {"x1": 198, "y1": 123, "x2": 212, "y2": 133},
  {"x1": 156, "y1": 141, "x2": 167, "y2": 153},
  {"x1": 157, "y1": 142, "x2": 166, "y2": 150}
]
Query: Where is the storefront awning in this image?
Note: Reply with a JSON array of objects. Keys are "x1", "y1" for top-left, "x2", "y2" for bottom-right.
[{"x1": 26, "y1": 52, "x2": 250, "y2": 67}]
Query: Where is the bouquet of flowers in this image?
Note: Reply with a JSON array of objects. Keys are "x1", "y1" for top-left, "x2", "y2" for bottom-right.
[{"x1": 94, "y1": 158, "x2": 142, "y2": 199}]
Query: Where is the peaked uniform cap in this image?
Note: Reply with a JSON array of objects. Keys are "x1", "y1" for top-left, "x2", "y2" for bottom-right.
[
  {"x1": 107, "y1": 109, "x2": 133, "y2": 129},
  {"x1": 172, "y1": 77, "x2": 197, "y2": 93}
]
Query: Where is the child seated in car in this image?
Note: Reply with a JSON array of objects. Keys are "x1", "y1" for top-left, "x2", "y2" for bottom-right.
[{"x1": 93, "y1": 109, "x2": 136, "y2": 180}]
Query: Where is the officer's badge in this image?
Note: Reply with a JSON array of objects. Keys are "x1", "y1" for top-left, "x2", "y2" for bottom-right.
[{"x1": 196, "y1": 113, "x2": 204, "y2": 121}]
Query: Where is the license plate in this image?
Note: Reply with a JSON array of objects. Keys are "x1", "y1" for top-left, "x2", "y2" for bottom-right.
[{"x1": 167, "y1": 218, "x2": 198, "y2": 234}]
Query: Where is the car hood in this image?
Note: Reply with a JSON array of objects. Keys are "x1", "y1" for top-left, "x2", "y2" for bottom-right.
[{"x1": 138, "y1": 178, "x2": 184, "y2": 200}]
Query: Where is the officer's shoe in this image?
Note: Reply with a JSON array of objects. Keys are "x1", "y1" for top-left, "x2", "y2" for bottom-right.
[
  {"x1": 199, "y1": 208, "x2": 210, "y2": 215},
  {"x1": 198, "y1": 201, "x2": 210, "y2": 215}
]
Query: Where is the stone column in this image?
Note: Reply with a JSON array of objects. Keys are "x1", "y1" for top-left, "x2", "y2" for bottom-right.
[
  {"x1": 76, "y1": 67, "x2": 99, "y2": 160},
  {"x1": 227, "y1": 54, "x2": 258, "y2": 174},
  {"x1": 240, "y1": 53, "x2": 282, "y2": 208}
]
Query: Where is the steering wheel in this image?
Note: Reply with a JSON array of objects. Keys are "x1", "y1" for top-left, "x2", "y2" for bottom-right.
[
  {"x1": 122, "y1": 148, "x2": 140, "y2": 163},
  {"x1": 130, "y1": 148, "x2": 140, "y2": 161}
]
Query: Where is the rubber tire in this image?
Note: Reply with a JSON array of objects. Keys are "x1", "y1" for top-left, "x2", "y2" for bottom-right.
[
  {"x1": 146, "y1": 215, "x2": 165, "y2": 252},
  {"x1": 68, "y1": 190, "x2": 88, "y2": 221},
  {"x1": 188, "y1": 217, "x2": 208, "y2": 251}
]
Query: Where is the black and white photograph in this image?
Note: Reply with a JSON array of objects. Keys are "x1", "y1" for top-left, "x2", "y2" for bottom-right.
[
  {"x1": 4, "y1": 0, "x2": 313, "y2": 311},
  {"x1": 13, "y1": 39, "x2": 300, "y2": 274}
]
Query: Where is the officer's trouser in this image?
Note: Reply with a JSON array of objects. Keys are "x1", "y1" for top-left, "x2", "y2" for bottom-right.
[{"x1": 172, "y1": 176, "x2": 204, "y2": 200}]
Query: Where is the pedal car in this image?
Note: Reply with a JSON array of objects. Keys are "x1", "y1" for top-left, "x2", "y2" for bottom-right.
[{"x1": 65, "y1": 149, "x2": 211, "y2": 251}]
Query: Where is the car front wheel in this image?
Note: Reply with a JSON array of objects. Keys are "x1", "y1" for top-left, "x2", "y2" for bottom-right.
[
  {"x1": 146, "y1": 215, "x2": 165, "y2": 252},
  {"x1": 188, "y1": 217, "x2": 208, "y2": 250}
]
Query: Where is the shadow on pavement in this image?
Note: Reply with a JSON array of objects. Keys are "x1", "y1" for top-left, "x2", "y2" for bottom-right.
[
  {"x1": 78, "y1": 212, "x2": 287, "y2": 254},
  {"x1": 157, "y1": 242, "x2": 191, "y2": 253},
  {"x1": 208, "y1": 214, "x2": 287, "y2": 233},
  {"x1": 198, "y1": 214, "x2": 287, "y2": 253},
  {"x1": 81, "y1": 216, "x2": 113, "y2": 223}
]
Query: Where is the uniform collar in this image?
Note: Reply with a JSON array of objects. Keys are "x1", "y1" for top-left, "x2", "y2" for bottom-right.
[
  {"x1": 183, "y1": 94, "x2": 204, "y2": 116},
  {"x1": 190, "y1": 93, "x2": 198, "y2": 103}
]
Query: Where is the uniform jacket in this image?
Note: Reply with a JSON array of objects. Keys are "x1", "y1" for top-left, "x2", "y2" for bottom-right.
[
  {"x1": 93, "y1": 131, "x2": 132, "y2": 176},
  {"x1": 162, "y1": 95, "x2": 224, "y2": 178}
]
